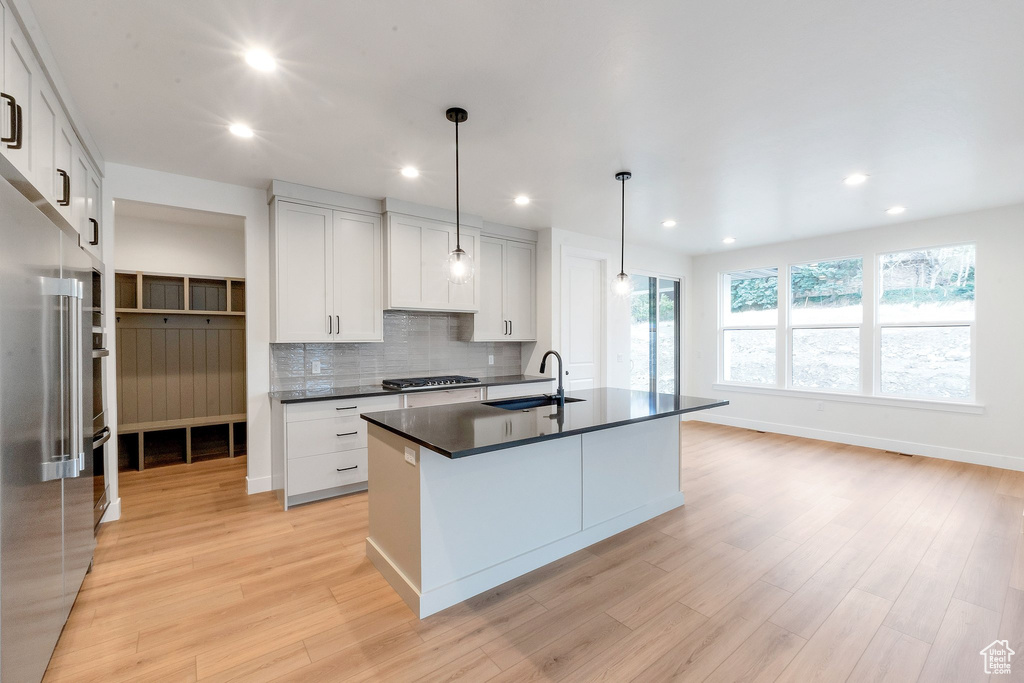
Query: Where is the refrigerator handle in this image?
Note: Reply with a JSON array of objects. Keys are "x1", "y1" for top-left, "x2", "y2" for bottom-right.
[{"x1": 40, "y1": 278, "x2": 85, "y2": 481}]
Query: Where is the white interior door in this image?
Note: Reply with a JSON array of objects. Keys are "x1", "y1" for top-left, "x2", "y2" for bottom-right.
[{"x1": 561, "y1": 253, "x2": 605, "y2": 390}]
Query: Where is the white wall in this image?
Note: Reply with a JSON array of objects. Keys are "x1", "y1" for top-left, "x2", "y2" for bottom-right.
[
  {"x1": 686, "y1": 203, "x2": 1024, "y2": 471},
  {"x1": 102, "y1": 163, "x2": 272, "y2": 519},
  {"x1": 114, "y1": 214, "x2": 244, "y2": 278},
  {"x1": 527, "y1": 228, "x2": 692, "y2": 389}
]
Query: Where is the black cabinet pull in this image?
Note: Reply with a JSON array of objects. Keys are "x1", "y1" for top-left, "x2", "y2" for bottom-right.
[
  {"x1": 89, "y1": 218, "x2": 99, "y2": 246},
  {"x1": 336, "y1": 431, "x2": 357, "y2": 437},
  {"x1": 1, "y1": 93, "x2": 15, "y2": 143},
  {"x1": 335, "y1": 315, "x2": 340, "y2": 334},
  {"x1": 57, "y1": 169, "x2": 70, "y2": 206},
  {"x1": 9, "y1": 103, "x2": 22, "y2": 150},
  {"x1": 328, "y1": 315, "x2": 332, "y2": 334},
  {"x1": 504, "y1": 320, "x2": 509, "y2": 336},
  {"x1": 510, "y1": 319, "x2": 513, "y2": 337},
  {"x1": 335, "y1": 405, "x2": 357, "y2": 411},
  {"x1": 336, "y1": 465, "x2": 358, "y2": 472}
]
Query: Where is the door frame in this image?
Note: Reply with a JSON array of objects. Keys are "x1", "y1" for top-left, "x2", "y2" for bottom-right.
[
  {"x1": 560, "y1": 247, "x2": 608, "y2": 389},
  {"x1": 631, "y1": 269, "x2": 685, "y2": 395}
]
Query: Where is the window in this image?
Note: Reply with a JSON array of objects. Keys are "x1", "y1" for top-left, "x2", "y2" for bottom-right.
[
  {"x1": 789, "y1": 258, "x2": 863, "y2": 391},
  {"x1": 721, "y1": 268, "x2": 778, "y2": 384},
  {"x1": 630, "y1": 275, "x2": 680, "y2": 394},
  {"x1": 878, "y1": 244, "x2": 974, "y2": 399}
]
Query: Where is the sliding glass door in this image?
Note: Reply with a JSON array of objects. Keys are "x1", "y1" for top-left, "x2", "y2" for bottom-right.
[{"x1": 630, "y1": 275, "x2": 681, "y2": 394}]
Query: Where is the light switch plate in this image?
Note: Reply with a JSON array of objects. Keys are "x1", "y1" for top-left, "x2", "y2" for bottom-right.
[
  {"x1": 488, "y1": 354, "x2": 494, "y2": 365},
  {"x1": 311, "y1": 359, "x2": 321, "y2": 375},
  {"x1": 404, "y1": 447, "x2": 416, "y2": 466}
]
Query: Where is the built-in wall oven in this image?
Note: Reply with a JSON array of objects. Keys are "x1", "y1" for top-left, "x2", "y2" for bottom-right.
[{"x1": 91, "y1": 267, "x2": 109, "y2": 529}]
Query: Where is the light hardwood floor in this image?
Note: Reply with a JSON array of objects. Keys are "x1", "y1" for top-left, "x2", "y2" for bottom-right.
[{"x1": 45, "y1": 422, "x2": 1024, "y2": 682}]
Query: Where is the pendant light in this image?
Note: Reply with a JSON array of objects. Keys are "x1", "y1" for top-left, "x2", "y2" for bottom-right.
[
  {"x1": 445, "y1": 107, "x2": 474, "y2": 284},
  {"x1": 612, "y1": 171, "x2": 634, "y2": 297}
]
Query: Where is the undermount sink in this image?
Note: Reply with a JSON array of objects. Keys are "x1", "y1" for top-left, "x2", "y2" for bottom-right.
[{"x1": 483, "y1": 395, "x2": 585, "y2": 411}]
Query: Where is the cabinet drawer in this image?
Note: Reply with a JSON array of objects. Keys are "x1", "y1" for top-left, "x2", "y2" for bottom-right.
[
  {"x1": 286, "y1": 395, "x2": 401, "y2": 422},
  {"x1": 288, "y1": 449, "x2": 367, "y2": 495},
  {"x1": 287, "y1": 415, "x2": 366, "y2": 458},
  {"x1": 485, "y1": 382, "x2": 554, "y2": 401},
  {"x1": 404, "y1": 387, "x2": 483, "y2": 408}
]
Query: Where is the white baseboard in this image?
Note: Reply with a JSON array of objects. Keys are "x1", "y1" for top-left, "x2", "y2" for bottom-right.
[
  {"x1": 100, "y1": 497, "x2": 121, "y2": 523},
  {"x1": 367, "y1": 492, "x2": 687, "y2": 618},
  {"x1": 246, "y1": 475, "x2": 272, "y2": 495},
  {"x1": 689, "y1": 414, "x2": 1024, "y2": 472}
]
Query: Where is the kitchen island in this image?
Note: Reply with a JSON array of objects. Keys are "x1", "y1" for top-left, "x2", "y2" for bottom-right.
[{"x1": 361, "y1": 388, "x2": 727, "y2": 617}]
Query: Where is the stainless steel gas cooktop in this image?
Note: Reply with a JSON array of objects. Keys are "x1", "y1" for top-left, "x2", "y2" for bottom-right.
[{"x1": 381, "y1": 375, "x2": 481, "y2": 391}]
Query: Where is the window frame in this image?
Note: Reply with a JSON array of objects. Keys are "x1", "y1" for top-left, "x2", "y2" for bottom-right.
[
  {"x1": 873, "y1": 241, "x2": 977, "y2": 402},
  {"x1": 786, "y1": 255, "x2": 865, "y2": 395},
  {"x1": 714, "y1": 241, "x2": 980, "y2": 410},
  {"x1": 718, "y1": 267, "x2": 781, "y2": 388}
]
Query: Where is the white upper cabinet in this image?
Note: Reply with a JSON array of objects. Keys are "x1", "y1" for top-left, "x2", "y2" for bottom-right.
[
  {"x1": 2, "y1": 10, "x2": 33, "y2": 179},
  {"x1": 274, "y1": 201, "x2": 334, "y2": 343},
  {"x1": 0, "y1": 2, "x2": 103, "y2": 249},
  {"x1": 272, "y1": 200, "x2": 383, "y2": 343},
  {"x1": 472, "y1": 237, "x2": 536, "y2": 341},
  {"x1": 333, "y1": 210, "x2": 382, "y2": 341},
  {"x1": 384, "y1": 212, "x2": 480, "y2": 312}
]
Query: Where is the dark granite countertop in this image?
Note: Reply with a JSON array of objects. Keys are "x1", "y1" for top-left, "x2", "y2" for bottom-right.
[
  {"x1": 360, "y1": 388, "x2": 729, "y2": 458},
  {"x1": 268, "y1": 374, "x2": 555, "y2": 404}
]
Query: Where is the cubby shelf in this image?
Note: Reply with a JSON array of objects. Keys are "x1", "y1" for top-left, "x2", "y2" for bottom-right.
[{"x1": 114, "y1": 270, "x2": 246, "y2": 315}]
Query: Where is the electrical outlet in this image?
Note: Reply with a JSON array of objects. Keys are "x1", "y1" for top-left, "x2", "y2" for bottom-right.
[
  {"x1": 488, "y1": 355, "x2": 494, "y2": 365},
  {"x1": 404, "y1": 447, "x2": 416, "y2": 466},
  {"x1": 816, "y1": 401, "x2": 824, "y2": 412},
  {"x1": 311, "y1": 359, "x2": 321, "y2": 375},
  {"x1": 617, "y1": 353, "x2": 624, "y2": 362}
]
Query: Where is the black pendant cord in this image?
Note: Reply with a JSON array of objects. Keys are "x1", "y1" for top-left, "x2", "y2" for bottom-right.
[
  {"x1": 619, "y1": 176, "x2": 625, "y2": 275},
  {"x1": 454, "y1": 119, "x2": 461, "y2": 251}
]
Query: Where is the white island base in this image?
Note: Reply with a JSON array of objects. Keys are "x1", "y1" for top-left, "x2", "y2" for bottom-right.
[{"x1": 365, "y1": 416, "x2": 683, "y2": 618}]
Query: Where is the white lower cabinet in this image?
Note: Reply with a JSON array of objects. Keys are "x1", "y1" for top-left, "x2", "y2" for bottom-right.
[
  {"x1": 276, "y1": 394, "x2": 399, "y2": 508},
  {"x1": 288, "y1": 449, "x2": 368, "y2": 496},
  {"x1": 273, "y1": 381, "x2": 553, "y2": 509}
]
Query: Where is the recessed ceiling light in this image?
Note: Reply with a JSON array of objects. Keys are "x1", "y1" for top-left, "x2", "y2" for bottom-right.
[
  {"x1": 401, "y1": 166, "x2": 419, "y2": 178},
  {"x1": 843, "y1": 173, "x2": 869, "y2": 186},
  {"x1": 228, "y1": 123, "x2": 254, "y2": 138},
  {"x1": 514, "y1": 195, "x2": 530, "y2": 206},
  {"x1": 886, "y1": 205, "x2": 906, "y2": 215},
  {"x1": 661, "y1": 219, "x2": 677, "y2": 228},
  {"x1": 722, "y1": 237, "x2": 736, "y2": 244},
  {"x1": 245, "y1": 49, "x2": 276, "y2": 72}
]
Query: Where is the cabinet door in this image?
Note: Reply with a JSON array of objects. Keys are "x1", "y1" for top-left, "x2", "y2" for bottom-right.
[
  {"x1": 71, "y1": 145, "x2": 89, "y2": 245},
  {"x1": 387, "y1": 214, "x2": 426, "y2": 308},
  {"x1": 333, "y1": 210, "x2": 382, "y2": 341},
  {"x1": 421, "y1": 222, "x2": 452, "y2": 308},
  {"x1": 473, "y1": 237, "x2": 505, "y2": 340},
  {"x1": 84, "y1": 166, "x2": 101, "y2": 258},
  {"x1": 31, "y1": 78, "x2": 57, "y2": 207},
  {"x1": 53, "y1": 114, "x2": 73, "y2": 222},
  {"x1": 275, "y1": 202, "x2": 333, "y2": 342},
  {"x1": 505, "y1": 240, "x2": 536, "y2": 340},
  {"x1": 2, "y1": 15, "x2": 33, "y2": 178},
  {"x1": 447, "y1": 229, "x2": 479, "y2": 311}
]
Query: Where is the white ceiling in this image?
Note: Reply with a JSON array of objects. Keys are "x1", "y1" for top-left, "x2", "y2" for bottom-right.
[{"x1": 27, "y1": 0, "x2": 1024, "y2": 253}]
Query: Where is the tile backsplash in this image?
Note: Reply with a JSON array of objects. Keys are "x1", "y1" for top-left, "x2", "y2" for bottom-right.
[{"x1": 270, "y1": 311, "x2": 524, "y2": 392}]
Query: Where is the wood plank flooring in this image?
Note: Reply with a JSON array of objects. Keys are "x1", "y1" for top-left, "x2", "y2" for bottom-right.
[{"x1": 45, "y1": 422, "x2": 1024, "y2": 682}]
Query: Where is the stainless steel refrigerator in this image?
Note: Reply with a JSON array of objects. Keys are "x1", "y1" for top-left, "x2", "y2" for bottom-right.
[{"x1": 0, "y1": 167, "x2": 95, "y2": 681}]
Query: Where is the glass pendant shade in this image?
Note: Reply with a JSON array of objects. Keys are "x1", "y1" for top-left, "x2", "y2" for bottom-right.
[
  {"x1": 446, "y1": 247, "x2": 475, "y2": 284},
  {"x1": 612, "y1": 271, "x2": 633, "y2": 298}
]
